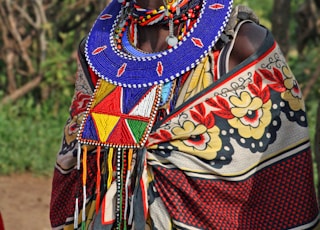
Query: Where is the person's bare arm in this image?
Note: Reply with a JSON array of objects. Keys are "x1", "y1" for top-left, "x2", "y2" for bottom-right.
[{"x1": 229, "y1": 22, "x2": 267, "y2": 70}]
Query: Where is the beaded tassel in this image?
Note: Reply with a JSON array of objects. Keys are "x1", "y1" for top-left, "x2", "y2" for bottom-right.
[
  {"x1": 116, "y1": 148, "x2": 123, "y2": 229},
  {"x1": 128, "y1": 149, "x2": 138, "y2": 225},
  {"x1": 96, "y1": 146, "x2": 102, "y2": 213},
  {"x1": 124, "y1": 149, "x2": 133, "y2": 228},
  {"x1": 107, "y1": 148, "x2": 114, "y2": 189},
  {"x1": 102, "y1": 148, "x2": 108, "y2": 193},
  {"x1": 74, "y1": 142, "x2": 82, "y2": 229},
  {"x1": 74, "y1": 199, "x2": 79, "y2": 229},
  {"x1": 81, "y1": 146, "x2": 88, "y2": 230}
]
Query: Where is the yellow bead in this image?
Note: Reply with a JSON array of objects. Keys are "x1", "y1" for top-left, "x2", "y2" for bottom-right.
[{"x1": 147, "y1": 15, "x2": 151, "y2": 19}]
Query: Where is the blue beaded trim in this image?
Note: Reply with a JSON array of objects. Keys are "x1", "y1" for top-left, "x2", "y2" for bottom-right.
[
  {"x1": 85, "y1": 0, "x2": 233, "y2": 88},
  {"x1": 121, "y1": 29, "x2": 162, "y2": 58}
]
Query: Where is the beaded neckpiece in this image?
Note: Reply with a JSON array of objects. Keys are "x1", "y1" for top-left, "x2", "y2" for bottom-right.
[{"x1": 85, "y1": 0, "x2": 233, "y2": 88}]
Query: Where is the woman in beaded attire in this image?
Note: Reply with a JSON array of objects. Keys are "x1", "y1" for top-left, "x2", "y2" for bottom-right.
[{"x1": 50, "y1": 0, "x2": 319, "y2": 229}]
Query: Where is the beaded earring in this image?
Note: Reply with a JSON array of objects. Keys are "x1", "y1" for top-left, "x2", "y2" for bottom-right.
[{"x1": 164, "y1": 0, "x2": 179, "y2": 46}]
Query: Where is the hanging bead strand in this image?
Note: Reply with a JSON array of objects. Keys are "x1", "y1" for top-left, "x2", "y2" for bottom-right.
[{"x1": 164, "y1": 0, "x2": 178, "y2": 47}]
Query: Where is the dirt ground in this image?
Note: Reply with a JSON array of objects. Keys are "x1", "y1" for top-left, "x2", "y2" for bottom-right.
[{"x1": 0, "y1": 173, "x2": 52, "y2": 230}]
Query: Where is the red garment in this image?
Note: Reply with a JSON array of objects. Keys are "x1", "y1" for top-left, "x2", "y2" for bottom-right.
[{"x1": 0, "y1": 212, "x2": 5, "y2": 230}]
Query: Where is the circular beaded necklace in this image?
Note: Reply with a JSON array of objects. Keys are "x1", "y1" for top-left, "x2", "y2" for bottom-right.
[{"x1": 85, "y1": 0, "x2": 233, "y2": 88}]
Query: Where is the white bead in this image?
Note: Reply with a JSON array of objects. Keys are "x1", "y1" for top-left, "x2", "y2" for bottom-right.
[
  {"x1": 176, "y1": 6, "x2": 181, "y2": 15},
  {"x1": 166, "y1": 35, "x2": 178, "y2": 47}
]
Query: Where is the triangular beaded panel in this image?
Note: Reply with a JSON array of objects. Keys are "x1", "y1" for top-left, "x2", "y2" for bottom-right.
[
  {"x1": 77, "y1": 79, "x2": 161, "y2": 148},
  {"x1": 126, "y1": 119, "x2": 149, "y2": 142}
]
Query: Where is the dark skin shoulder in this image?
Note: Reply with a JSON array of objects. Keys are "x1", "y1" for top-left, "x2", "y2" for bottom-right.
[{"x1": 229, "y1": 22, "x2": 268, "y2": 70}]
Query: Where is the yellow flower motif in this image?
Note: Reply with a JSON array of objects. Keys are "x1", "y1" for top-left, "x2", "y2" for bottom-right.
[
  {"x1": 65, "y1": 114, "x2": 84, "y2": 145},
  {"x1": 171, "y1": 120, "x2": 222, "y2": 160},
  {"x1": 228, "y1": 91, "x2": 272, "y2": 139},
  {"x1": 184, "y1": 56, "x2": 213, "y2": 101},
  {"x1": 281, "y1": 66, "x2": 305, "y2": 111}
]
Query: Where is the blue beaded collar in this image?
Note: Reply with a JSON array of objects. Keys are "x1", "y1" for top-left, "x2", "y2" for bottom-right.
[{"x1": 85, "y1": 0, "x2": 233, "y2": 88}]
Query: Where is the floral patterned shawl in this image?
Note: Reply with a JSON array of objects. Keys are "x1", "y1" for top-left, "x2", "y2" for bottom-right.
[
  {"x1": 144, "y1": 31, "x2": 320, "y2": 229},
  {"x1": 50, "y1": 27, "x2": 319, "y2": 230}
]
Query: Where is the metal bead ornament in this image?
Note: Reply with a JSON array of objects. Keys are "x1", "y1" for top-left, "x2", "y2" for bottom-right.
[
  {"x1": 164, "y1": 0, "x2": 179, "y2": 47},
  {"x1": 166, "y1": 20, "x2": 178, "y2": 46}
]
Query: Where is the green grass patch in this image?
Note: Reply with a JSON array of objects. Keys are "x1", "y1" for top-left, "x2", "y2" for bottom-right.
[{"x1": 0, "y1": 96, "x2": 69, "y2": 175}]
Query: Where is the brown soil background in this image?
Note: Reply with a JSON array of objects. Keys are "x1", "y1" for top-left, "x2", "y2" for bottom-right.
[{"x1": 0, "y1": 173, "x2": 52, "y2": 230}]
